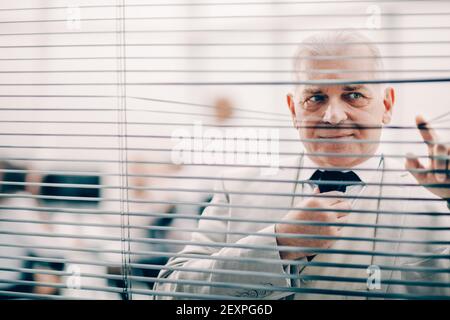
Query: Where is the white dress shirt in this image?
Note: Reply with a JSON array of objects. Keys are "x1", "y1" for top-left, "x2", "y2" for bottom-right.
[{"x1": 288, "y1": 152, "x2": 385, "y2": 300}]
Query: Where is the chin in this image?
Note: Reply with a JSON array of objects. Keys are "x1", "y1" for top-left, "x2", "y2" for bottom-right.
[
  {"x1": 323, "y1": 158, "x2": 359, "y2": 168},
  {"x1": 312, "y1": 146, "x2": 360, "y2": 167},
  {"x1": 321, "y1": 144, "x2": 356, "y2": 154}
]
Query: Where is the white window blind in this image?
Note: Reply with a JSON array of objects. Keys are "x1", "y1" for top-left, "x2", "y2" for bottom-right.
[{"x1": 0, "y1": 0, "x2": 449, "y2": 300}]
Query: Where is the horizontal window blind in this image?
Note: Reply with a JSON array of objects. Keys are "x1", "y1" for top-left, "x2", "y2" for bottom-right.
[{"x1": 0, "y1": 0, "x2": 449, "y2": 300}]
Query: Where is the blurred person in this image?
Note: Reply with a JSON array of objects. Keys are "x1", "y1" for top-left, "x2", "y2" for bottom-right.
[
  {"x1": 169, "y1": 96, "x2": 237, "y2": 240},
  {"x1": 213, "y1": 97, "x2": 234, "y2": 123},
  {"x1": 98, "y1": 156, "x2": 182, "y2": 294},
  {"x1": 154, "y1": 31, "x2": 450, "y2": 299},
  {"x1": 36, "y1": 170, "x2": 120, "y2": 299},
  {"x1": 0, "y1": 162, "x2": 120, "y2": 299},
  {"x1": 0, "y1": 161, "x2": 64, "y2": 298}
]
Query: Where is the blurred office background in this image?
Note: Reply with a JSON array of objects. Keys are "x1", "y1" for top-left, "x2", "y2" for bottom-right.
[{"x1": 0, "y1": 0, "x2": 449, "y2": 299}]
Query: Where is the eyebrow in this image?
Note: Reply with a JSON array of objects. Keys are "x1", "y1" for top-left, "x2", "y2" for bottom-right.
[
  {"x1": 301, "y1": 84, "x2": 370, "y2": 96},
  {"x1": 302, "y1": 87, "x2": 323, "y2": 95}
]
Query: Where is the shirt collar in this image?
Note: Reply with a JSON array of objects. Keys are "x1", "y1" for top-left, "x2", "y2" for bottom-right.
[{"x1": 299, "y1": 152, "x2": 383, "y2": 184}]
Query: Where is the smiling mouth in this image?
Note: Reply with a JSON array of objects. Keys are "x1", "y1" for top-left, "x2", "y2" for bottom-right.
[{"x1": 319, "y1": 134, "x2": 354, "y2": 139}]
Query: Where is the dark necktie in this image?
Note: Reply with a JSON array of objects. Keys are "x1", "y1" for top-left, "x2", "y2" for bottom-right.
[
  {"x1": 305, "y1": 170, "x2": 362, "y2": 262},
  {"x1": 309, "y1": 170, "x2": 362, "y2": 193}
]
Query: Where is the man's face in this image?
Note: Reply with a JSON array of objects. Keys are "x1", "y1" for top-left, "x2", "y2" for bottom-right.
[{"x1": 287, "y1": 47, "x2": 395, "y2": 167}]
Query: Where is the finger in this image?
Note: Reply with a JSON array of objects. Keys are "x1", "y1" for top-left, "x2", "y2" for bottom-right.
[
  {"x1": 416, "y1": 115, "x2": 437, "y2": 147},
  {"x1": 433, "y1": 144, "x2": 448, "y2": 182},
  {"x1": 337, "y1": 214, "x2": 349, "y2": 230},
  {"x1": 317, "y1": 190, "x2": 346, "y2": 205},
  {"x1": 331, "y1": 201, "x2": 352, "y2": 217},
  {"x1": 405, "y1": 152, "x2": 427, "y2": 183}
]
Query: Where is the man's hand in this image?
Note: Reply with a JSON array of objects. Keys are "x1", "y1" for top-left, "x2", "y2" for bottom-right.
[
  {"x1": 405, "y1": 115, "x2": 450, "y2": 200},
  {"x1": 275, "y1": 190, "x2": 351, "y2": 260}
]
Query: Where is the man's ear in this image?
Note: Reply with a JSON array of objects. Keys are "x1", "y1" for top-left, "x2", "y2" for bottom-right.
[
  {"x1": 382, "y1": 87, "x2": 395, "y2": 124},
  {"x1": 287, "y1": 94, "x2": 295, "y2": 114},
  {"x1": 286, "y1": 94, "x2": 299, "y2": 128}
]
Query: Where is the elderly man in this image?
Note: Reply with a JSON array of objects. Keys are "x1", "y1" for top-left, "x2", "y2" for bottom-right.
[{"x1": 154, "y1": 31, "x2": 450, "y2": 299}]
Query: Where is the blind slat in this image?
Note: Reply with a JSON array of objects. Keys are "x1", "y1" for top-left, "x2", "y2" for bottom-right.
[
  {"x1": 2, "y1": 267, "x2": 450, "y2": 295},
  {"x1": 1, "y1": 243, "x2": 450, "y2": 275},
  {"x1": 1, "y1": 0, "x2": 449, "y2": 300}
]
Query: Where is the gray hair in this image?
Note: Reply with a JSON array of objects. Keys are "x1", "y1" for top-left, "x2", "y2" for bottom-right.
[{"x1": 293, "y1": 31, "x2": 384, "y2": 79}]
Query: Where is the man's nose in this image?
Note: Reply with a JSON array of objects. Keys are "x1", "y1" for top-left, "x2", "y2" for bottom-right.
[{"x1": 322, "y1": 103, "x2": 348, "y2": 125}]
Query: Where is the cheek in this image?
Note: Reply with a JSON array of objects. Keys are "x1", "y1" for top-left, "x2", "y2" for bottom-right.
[
  {"x1": 353, "y1": 110, "x2": 384, "y2": 135},
  {"x1": 364, "y1": 129, "x2": 382, "y2": 141},
  {"x1": 301, "y1": 128, "x2": 314, "y2": 138},
  {"x1": 361, "y1": 102, "x2": 386, "y2": 123},
  {"x1": 299, "y1": 114, "x2": 319, "y2": 136}
]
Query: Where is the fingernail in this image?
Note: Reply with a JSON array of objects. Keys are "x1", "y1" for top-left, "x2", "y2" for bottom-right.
[
  {"x1": 417, "y1": 122, "x2": 427, "y2": 129},
  {"x1": 416, "y1": 115, "x2": 427, "y2": 127},
  {"x1": 405, "y1": 152, "x2": 415, "y2": 160}
]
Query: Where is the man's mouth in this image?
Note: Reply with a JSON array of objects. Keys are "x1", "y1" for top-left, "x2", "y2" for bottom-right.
[{"x1": 318, "y1": 134, "x2": 354, "y2": 139}]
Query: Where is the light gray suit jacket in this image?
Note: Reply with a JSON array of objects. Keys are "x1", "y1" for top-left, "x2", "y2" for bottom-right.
[{"x1": 154, "y1": 156, "x2": 450, "y2": 299}]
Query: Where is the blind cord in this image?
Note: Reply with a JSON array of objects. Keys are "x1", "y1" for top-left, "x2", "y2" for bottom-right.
[{"x1": 116, "y1": 0, "x2": 132, "y2": 300}]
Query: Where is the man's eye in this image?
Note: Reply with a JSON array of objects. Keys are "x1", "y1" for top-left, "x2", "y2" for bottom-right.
[
  {"x1": 306, "y1": 95, "x2": 326, "y2": 103},
  {"x1": 347, "y1": 92, "x2": 364, "y2": 100}
]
